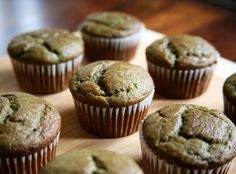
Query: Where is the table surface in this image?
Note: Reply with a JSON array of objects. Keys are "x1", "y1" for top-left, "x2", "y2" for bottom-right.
[
  {"x1": 1, "y1": 0, "x2": 236, "y2": 62},
  {"x1": 0, "y1": 29, "x2": 236, "y2": 173}
]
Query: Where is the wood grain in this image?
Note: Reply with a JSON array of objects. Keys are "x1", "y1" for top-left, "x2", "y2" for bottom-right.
[
  {"x1": 1, "y1": 0, "x2": 236, "y2": 62},
  {"x1": 0, "y1": 30, "x2": 236, "y2": 173}
]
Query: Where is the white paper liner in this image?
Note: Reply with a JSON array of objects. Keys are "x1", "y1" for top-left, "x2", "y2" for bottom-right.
[
  {"x1": 147, "y1": 60, "x2": 216, "y2": 99},
  {"x1": 0, "y1": 133, "x2": 60, "y2": 174},
  {"x1": 139, "y1": 127, "x2": 232, "y2": 174},
  {"x1": 224, "y1": 96, "x2": 236, "y2": 124},
  {"x1": 73, "y1": 90, "x2": 154, "y2": 137},
  {"x1": 81, "y1": 29, "x2": 143, "y2": 61},
  {"x1": 11, "y1": 55, "x2": 83, "y2": 94}
]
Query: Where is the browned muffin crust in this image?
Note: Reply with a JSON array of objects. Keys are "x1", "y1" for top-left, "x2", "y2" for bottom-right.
[
  {"x1": 146, "y1": 35, "x2": 219, "y2": 69},
  {"x1": 80, "y1": 11, "x2": 144, "y2": 38},
  {"x1": 223, "y1": 73, "x2": 236, "y2": 105},
  {"x1": 0, "y1": 92, "x2": 61, "y2": 157},
  {"x1": 142, "y1": 104, "x2": 236, "y2": 169},
  {"x1": 69, "y1": 61, "x2": 154, "y2": 107},
  {"x1": 39, "y1": 149, "x2": 143, "y2": 174},
  {"x1": 8, "y1": 28, "x2": 83, "y2": 64}
]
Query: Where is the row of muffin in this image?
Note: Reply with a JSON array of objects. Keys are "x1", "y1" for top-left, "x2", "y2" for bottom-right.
[
  {"x1": 2, "y1": 11, "x2": 153, "y2": 174},
  {"x1": 1, "y1": 11, "x2": 236, "y2": 174},
  {"x1": 40, "y1": 104, "x2": 236, "y2": 174},
  {"x1": 7, "y1": 11, "x2": 145, "y2": 94},
  {"x1": 7, "y1": 11, "x2": 236, "y2": 124},
  {"x1": 1, "y1": 92, "x2": 236, "y2": 174}
]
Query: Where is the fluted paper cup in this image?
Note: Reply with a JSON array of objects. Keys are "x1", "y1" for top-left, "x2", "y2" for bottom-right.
[
  {"x1": 11, "y1": 55, "x2": 83, "y2": 94},
  {"x1": 147, "y1": 60, "x2": 216, "y2": 99},
  {"x1": 0, "y1": 133, "x2": 60, "y2": 174},
  {"x1": 139, "y1": 128, "x2": 231, "y2": 174},
  {"x1": 81, "y1": 29, "x2": 143, "y2": 61},
  {"x1": 224, "y1": 96, "x2": 236, "y2": 124},
  {"x1": 72, "y1": 90, "x2": 154, "y2": 138}
]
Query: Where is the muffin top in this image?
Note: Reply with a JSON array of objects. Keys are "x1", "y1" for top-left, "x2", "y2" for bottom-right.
[
  {"x1": 142, "y1": 104, "x2": 236, "y2": 168},
  {"x1": 80, "y1": 11, "x2": 144, "y2": 38},
  {"x1": 146, "y1": 35, "x2": 219, "y2": 69},
  {"x1": 0, "y1": 92, "x2": 61, "y2": 157},
  {"x1": 39, "y1": 149, "x2": 143, "y2": 174},
  {"x1": 223, "y1": 73, "x2": 236, "y2": 104},
  {"x1": 8, "y1": 28, "x2": 83, "y2": 64},
  {"x1": 70, "y1": 61, "x2": 154, "y2": 107}
]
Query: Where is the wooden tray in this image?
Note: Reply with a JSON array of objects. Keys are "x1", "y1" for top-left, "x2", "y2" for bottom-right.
[{"x1": 1, "y1": 29, "x2": 236, "y2": 173}]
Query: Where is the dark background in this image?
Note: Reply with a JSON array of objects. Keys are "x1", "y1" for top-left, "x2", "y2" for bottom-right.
[{"x1": 1, "y1": 0, "x2": 236, "y2": 62}]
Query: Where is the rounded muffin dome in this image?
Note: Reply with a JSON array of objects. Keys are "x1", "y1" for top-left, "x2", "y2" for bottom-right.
[
  {"x1": 80, "y1": 11, "x2": 144, "y2": 38},
  {"x1": 142, "y1": 104, "x2": 236, "y2": 168},
  {"x1": 223, "y1": 73, "x2": 236, "y2": 104},
  {"x1": 0, "y1": 92, "x2": 61, "y2": 156},
  {"x1": 146, "y1": 35, "x2": 219, "y2": 69},
  {"x1": 70, "y1": 60, "x2": 154, "y2": 107},
  {"x1": 39, "y1": 149, "x2": 143, "y2": 174},
  {"x1": 8, "y1": 28, "x2": 83, "y2": 64}
]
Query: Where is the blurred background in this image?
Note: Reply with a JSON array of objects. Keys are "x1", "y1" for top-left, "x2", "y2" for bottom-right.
[{"x1": 1, "y1": 0, "x2": 236, "y2": 61}]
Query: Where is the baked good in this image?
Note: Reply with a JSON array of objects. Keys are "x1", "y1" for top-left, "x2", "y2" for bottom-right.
[
  {"x1": 8, "y1": 28, "x2": 83, "y2": 94},
  {"x1": 146, "y1": 34, "x2": 219, "y2": 98},
  {"x1": 39, "y1": 149, "x2": 143, "y2": 174},
  {"x1": 0, "y1": 92, "x2": 61, "y2": 174},
  {"x1": 223, "y1": 73, "x2": 236, "y2": 123},
  {"x1": 79, "y1": 11, "x2": 144, "y2": 61},
  {"x1": 69, "y1": 60, "x2": 154, "y2": 137},
  {"x1": 140, "y1": 104, "x2": 236, "y2": 174}
]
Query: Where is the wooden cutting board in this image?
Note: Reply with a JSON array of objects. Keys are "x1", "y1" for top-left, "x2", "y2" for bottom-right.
[{"x1": 0, "y1": 30, "x2": 236, "y2": 173}]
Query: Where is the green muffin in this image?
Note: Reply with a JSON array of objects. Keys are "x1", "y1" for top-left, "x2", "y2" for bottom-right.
[
  {"x1": 0, "y1": 92, "x2": 61, "y2": 174},
  {"x1": 223, "y1": 73, "x2": 236, "y2": 124},
  {"x1": 8, "y1": 28, "x2": 84, "y2": 94},
  {"x1": 79, "y1": 11, "x2": 144, "y2": 61},
  {"x1": 39, "y1": 149, "x2": 143, "y2": 174},
  {"x1": 146, "y1": 35, "x2": 219, "y2": 99},
  {"x1": 69, "y1": 60, "x2": 154, "y2": 137},
  {"x1": 70, "y1": 61, "x2": 154, "y2": 107},
  {"x1": 8, "y1": 28, "x2": 83, "y2": 64},
  {"x1": 80, "y1": 11, "x2": 143, "y2": 38},
  {"x1": 146, "y1": 35, "x2": 218, "y2": 69},
  {"x1": 140, "y1": 104, "x2": 236, "y2": 174}
]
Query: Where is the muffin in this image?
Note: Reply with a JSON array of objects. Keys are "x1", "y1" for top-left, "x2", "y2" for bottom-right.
[
  {"x1": 39, "y1": 149, "x2": 143, "y2": 174},
  {"x1": 8, "y1": 28, "x2": 83, "y2": 94},
  {"x1": 69, "y1": 60, "x2": 154, "y2": 137},
  {"x1": 140, "y1": 104, "x2": 236, "y2": 174},
  {"x1": 79, "y1": 11, "x2": 144, "y2": 61},
  {"x1": 0, "y1": 92, "x2": 61, "y2": 174},
  {"x1": 223, "y1": 73, "x2": 236, "y2": 124},
  {"x1": 146, "y1": 35, "x2": 219, "y2": 99}
]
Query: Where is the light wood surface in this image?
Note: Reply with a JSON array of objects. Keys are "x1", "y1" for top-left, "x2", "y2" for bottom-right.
[{"x1": 0, "y1": 30, "x2": 236, "y2": 173}]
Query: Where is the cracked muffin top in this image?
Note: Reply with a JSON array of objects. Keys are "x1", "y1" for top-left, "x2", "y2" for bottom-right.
[
  {"x1": 142, "y1": 104, "x2": 236, "y2": 169},
  {"x1": 69, "y1": 61, "x2": 154, "y2": 107},
  {"x1": 146, "y1": 35, "x2": 219, "y2": 69},
  {"x1": 39, "y1": 149, "x2": 143, "y2": 174},
  {"x1": 79, "y1": 11, "x2": 144, "y2": 38},
  {"x1": 8, "y1": 28, "x2": 83, "y2": 64},
  {"x1": 0, "y1": 92, "x2": 61, "y2": 157},
  {"x1": 223, "y1": 73, "x2": 236, "y2": 104}
]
